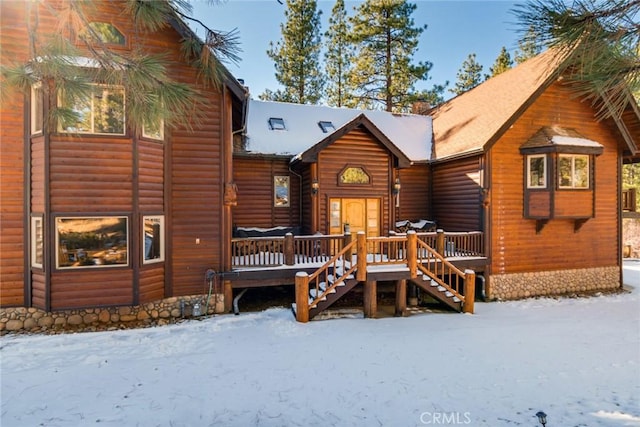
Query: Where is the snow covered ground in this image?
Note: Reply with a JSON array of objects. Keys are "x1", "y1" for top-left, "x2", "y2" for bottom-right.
[{"x1": 2, "y1": 262, "x2": 639, "y2": 427}]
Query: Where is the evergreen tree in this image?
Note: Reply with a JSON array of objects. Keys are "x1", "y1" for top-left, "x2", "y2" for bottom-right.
[
  {"x1": 324, "y1": 0, "x2": 354, "y2": 107},
  {"x1": 263, "y1": 0, "x2": 324, "y2": 104},
  {"x1": 514, "y1": 26, "x2": 542, "y2": 64},
  {"x1": 407, "y1": 81, "x2": 449, "y2": 111},
  {"x1": 513, "y1": 0, "x2": 639, "y2": 119},
  {"x1": 450, "y1": 53, "x2": 483, "y2": 96},
  {"x1": 348, "y1": 0, "x2": 431, "y2": 112},
  {"x1": 488, "y1": 46, "x2": 513, "y2": 78},
  {"x1": 0, "y1": 0, "x2": 240, "y2": 132}
]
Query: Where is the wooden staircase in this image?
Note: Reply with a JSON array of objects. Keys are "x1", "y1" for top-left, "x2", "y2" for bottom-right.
[
  {"x1": 293, "y1": 231, "x2": 476, "y2": 322},
  {"x1": 410, "y1": 274, "x2": 462, "y2": 312}
]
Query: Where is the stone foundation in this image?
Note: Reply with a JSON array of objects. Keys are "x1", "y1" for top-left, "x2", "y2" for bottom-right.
[
  {"x1": 489, "y1": 266, "x2": 621, "y2": 300},
  {"x1": 0, "y1": 293, "x2": 225, "y2": 334}
]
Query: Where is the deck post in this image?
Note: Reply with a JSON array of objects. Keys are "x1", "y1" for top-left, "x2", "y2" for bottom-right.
[
  {"x1": 284, "y1": 233, "x2": 294, "y2": 266},
  {"x1": 295, "y1": 272, "x2": 310, "y2": 323},
  {"x1": 363, "y1": 280, "x2": 377, "y2": 318},
  {"x1": 395, "y1": 279, "x2": 407, "y2": 316},
  {"x1": 344, "y1": 232, "x2": 353, "y2": 262},
  {"x1": 356, "y1": 231, "x2": 367, "y2": 282},
  {"x1": 407, "y1": 230, "x2": 417, "y2": 278},
  {"x1": 436, "y1": 229, "x2": 445, "y2": 255},
  {"x1": 463, "y1": 269, "x2": 476, "y2": 314},
  {"x1": 223, "y1": 280, "x2": 233, "y2": 313}
]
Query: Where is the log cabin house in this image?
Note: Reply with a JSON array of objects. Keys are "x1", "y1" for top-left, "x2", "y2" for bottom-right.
[{"x1": 1, "y1": 1, "x2": 638, "y2": 326}]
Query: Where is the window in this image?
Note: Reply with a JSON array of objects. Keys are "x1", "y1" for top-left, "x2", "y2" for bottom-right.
[
  {"x1": 31, "y1": 82, "x2": 43, "y2": 135},
  {"x1": 527, "y1": 155, "x2": 546, "y2": 188},
  {"x1": 79, "y1": 22, "x2": 125, "y2": 45},
  {"x1": 142, "y1": 118, "x2": 164, "y2": 140},
  {"x1": 31, "y1": 216, "x2": 44, "y2": 269},
  {"x1": 59, "y1": 85, "x2": 125, "y2": 135},
  {"x1": 318, "y1": 121, "x2": 335, "y2": 133},
  {"x1": 55, "y1": 216, "x2": 128, "y2": 269},
  {"x1": 558, "y1": 154, "x2": 589, "y2": 189},
  {"x1": 268, "y1": 117, "x2": 286, "y2": 130},
  {"x1": 274, "y1": 176, "x2": 290, "y2": 207},
  {"x1": 143, "y1": 215, "x2": 164, "y2": 264},
  {"x1": 340, "y1": 166, "x2": 370, "y2": 184}
]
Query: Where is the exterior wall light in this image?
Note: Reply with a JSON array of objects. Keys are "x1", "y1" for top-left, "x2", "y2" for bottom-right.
[
  {"x1": 393, "y1": 178, "x2": 401, "y2": 195},
  {"x1": 311, "y1": 180, "x2": 319, "y2": 195},
  {"x1": 536, "y1": 411, "x2": 547, "y2": 427}
]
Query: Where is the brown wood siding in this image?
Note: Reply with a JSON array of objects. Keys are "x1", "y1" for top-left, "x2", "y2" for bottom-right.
[
  {"x1": 138, "y1": 140, "x2": 164, "y2": 212},
  {"x1": 49, "y1": 136, "x2": 133, "y2": 212},
  {"x1": 31, "y1": 273, "x2": 46, "y2": 308},
  {"x1": 431, "y1": 156, "x2": 483, "y2": 231},
  {"x1": 0, "y1": 2, "x2": 28, "y2": 306},
  {"x1": 489, "y1": 82, "x2": 620, "y2": 275},
  {"x1": 50, "y1": 269, "x2": 133, "y2": 309},
  {"x1": 169, "y1": 92, "x2": 225, "y2": 296},
  {"x1": 139, "y1": 266, "x2": 165, "y2": 303},
  {"x1": 526, "y1": 191, "x2": 551, "y2": 218},
  {"x1": 554, "y1": 190, "x2": 593, "y2": 218},
  {"x1": 233, "y1": 156, "x2": 301, "y2": 229},
  {"x1": 317, "y1": 128, "x2": 391, "y2": 235},
  {"x1": 398, "y1": 164, "x2": 431, "y2": 222}
]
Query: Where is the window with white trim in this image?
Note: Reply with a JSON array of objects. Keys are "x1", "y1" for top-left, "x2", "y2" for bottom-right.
[
  {"x1": 58, "y1": 85, "x2": 125, "y2": 135},
  {"x1": 526, "y1": 154, "x2": 546, "y2": 188},
  {"x1": 142, "y1": 118, "x2": 164, "y2": 140},
  {"x1": 55, "y1": 216, "x2": 128, "y2": 268},
  {"x1": 558, "y1": 154, "x2": 589, "y2": 189},
  {"x1": 31, "y1": 82, "x2": 43, "y2": 135},
  {"x1": 143, "y1": 215, "x2": 165, "y2": 264},
  {"x1": 31, "y1": 216, "x2": 44, "y2": 269}
]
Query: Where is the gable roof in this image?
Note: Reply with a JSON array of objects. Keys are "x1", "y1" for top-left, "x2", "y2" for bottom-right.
[
  {"x1": 431, "y1": 48, "x2": 566, "y2": 161},
  {"x1": 244, "y1": 99, "x2": 432, "y2": 162},
  {"x1": 295, "y1": 113, "x2": 412, "y2": 167},
  {"x1": 432, "y1": 48, "x2": 640, "y2": 162}
]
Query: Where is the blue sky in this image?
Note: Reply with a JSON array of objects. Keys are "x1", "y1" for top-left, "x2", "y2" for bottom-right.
[{"x1": 191, "y1": 0, "x2": 523, "y2": 100}]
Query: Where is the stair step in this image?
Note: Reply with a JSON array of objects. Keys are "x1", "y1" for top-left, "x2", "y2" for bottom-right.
[
  {"x1": 445, "y1": 291, "x2": 453, "y2": 297},
  {"x1": 437, "y1": 285, "x2": 446, "y2": 292},
  {"x1": 453, "y1": 297, "x2": 461, "y2": 303}
]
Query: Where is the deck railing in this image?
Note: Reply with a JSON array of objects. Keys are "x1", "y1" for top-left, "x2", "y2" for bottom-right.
[{"x1": 231, "y1": 229, "x2": 484, "y2": 269}]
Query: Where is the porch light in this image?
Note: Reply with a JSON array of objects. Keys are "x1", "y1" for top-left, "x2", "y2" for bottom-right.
[
  {"x1": 393, "y1": 178, "x2": 401, "y2": 195},
  {"x1": 311, "y1": 180, "x2": 319, "y2": 195},
  {"x1": 536, "y1": 411, "x2": 547, "y2": 427}
]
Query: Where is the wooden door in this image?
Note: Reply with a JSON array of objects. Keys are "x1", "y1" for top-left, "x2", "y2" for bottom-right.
[{"x1": 329, "y1": 198, "x2": 380, "y2": 237}]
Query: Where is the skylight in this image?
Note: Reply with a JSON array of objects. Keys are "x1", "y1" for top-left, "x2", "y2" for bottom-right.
[
  {"x1": 318, "y1": 121, "x2": 335, "y2": 133},
  {"x1": 268, "y1": 117, "x2": 286, "y2": 131}
]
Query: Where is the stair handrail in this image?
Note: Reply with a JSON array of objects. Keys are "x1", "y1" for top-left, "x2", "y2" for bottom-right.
[
  {"x1": 306, "y1": 238, "x2": 358, "y2": 309},
  {"x1": 415, "y1": 239, "x2": 467, "y2": 303}
]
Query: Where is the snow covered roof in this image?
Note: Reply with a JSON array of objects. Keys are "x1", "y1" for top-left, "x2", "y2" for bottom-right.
[
  {"x1": 520, "y1": 126, "x2": 604, "y2": 154},
  {"x1": 244, "y1": 99, "x2": 432, "y2": 162}
]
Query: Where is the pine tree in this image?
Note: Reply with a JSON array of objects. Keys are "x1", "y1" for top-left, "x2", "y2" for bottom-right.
[
  {"x1": 450, "y1": 53, "x2": 484, "y2": 96},
  {"x1": 348, "y1": 0, "x2": 431, "y2": 112},
  {"x1": 0, "y1": 0, "x2": 240, "y2": 132},
  {"x1": 514, "y1": 26, "x2": 542, "y2": 64},
  {"x1": 513, "y1": 0, "x2": 639, "y2": 119},
  {"x1": 488, "y1": 46, "x2": 513, "y2": 78},
  {"x1": 324, "y1": 0, "x2": 354, "y2": 107},
  {"x1": 263, "y1": 0, "x2": 324, "y2": 104}
]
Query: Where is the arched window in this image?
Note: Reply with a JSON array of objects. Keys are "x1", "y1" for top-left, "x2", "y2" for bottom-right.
[{"x1": 339, "y1": 166, "x2": 370, "y2": 185}]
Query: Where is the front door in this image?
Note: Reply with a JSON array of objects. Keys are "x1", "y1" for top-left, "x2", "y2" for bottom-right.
[{"x1": 329, "y1": 198, "x2": 380, "y2": 237}]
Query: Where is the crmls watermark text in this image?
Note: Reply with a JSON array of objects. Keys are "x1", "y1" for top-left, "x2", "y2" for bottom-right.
[{"x1": 420, "y1": 411, "x2": 472, "y2": 425}]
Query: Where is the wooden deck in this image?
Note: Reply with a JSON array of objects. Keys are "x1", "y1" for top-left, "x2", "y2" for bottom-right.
[{"x1": 230, "y1": 229, "x2": 488, "y2": 288}]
